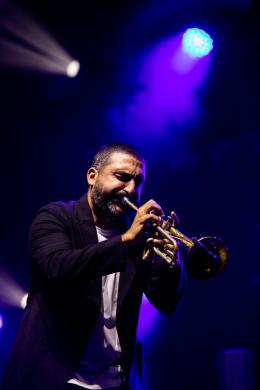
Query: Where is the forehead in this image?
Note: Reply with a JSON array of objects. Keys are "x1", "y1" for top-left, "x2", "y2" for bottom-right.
[{"x1": 105, "y1": 152, "x2": 145, "y2": 173}]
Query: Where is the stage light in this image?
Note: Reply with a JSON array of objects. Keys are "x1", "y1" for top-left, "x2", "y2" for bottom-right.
[
  {"x1": 0, "y1": 268, "x2": 27, "y2": 308},
  {"x1": 182, "y1": 28, "x2": 213, "y2": 58},
  {"x1": 66, "y1": 60, "x2": 80, "y2": 78},
  {"x1": 0, "y1": 314, "x2": 3, "y2": 330},
  {"x1": 20, "y1": 293, "x2": 28, "y2": 309}
]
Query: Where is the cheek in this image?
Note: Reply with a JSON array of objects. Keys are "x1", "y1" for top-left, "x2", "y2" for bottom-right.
[{"x1": 101, "y1": 177, "x2": 125, "y2": 193}]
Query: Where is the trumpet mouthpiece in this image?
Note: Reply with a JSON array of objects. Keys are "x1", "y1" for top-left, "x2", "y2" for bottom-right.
[{"x1": 121, "y1": 197, "x2": 139, "y2": 212}]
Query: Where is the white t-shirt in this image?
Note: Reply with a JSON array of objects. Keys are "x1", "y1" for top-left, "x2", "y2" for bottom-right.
[{"x1": 68, "y1": 226, "x2": 122, "y2": 389}]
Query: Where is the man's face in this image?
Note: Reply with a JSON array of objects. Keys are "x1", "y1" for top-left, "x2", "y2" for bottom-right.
[{"x1": 88, "y1": 152, "x2": 145, "y2": 219}]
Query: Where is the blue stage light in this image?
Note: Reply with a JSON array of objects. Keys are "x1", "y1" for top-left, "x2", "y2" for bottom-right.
[{"x1": 182, "y1": 28, "x2": 213, "y2": 58}]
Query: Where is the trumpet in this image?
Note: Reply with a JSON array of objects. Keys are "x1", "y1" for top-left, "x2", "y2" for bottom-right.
[{"x1": 122, "y1": 196, "x2": 228, "y2": 279}]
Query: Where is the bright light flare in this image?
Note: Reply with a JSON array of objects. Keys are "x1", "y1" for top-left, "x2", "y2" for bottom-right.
[
  {"x1": 0, "y1": 314, "x2": 3, "y2": 330},
  {"x1": 0, "y1": 268, "x2": 27, "y2": 309},
  {"x1": 66, "y1": 60, "x2": 80, "y2": 78},
  {"x1": 20, "y1": 293, "x2": 28, "y2": 309},
  {"x1": 182, "y1": 28, "x2": 213, "y2": 58},
  {"x1": 0, "y1": 6, "x2": 80, "y2": 77}
]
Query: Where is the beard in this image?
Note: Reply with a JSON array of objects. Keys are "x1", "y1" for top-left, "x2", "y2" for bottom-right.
[{"x1": 91, "y1": 182, "x2": 136, "y2": 222}]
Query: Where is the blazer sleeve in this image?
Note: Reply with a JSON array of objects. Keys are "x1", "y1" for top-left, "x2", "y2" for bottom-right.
[
  {"x1": 29, "y1": 205, "x2": 126, "y2": 283},
  {"x1": 143, "y1": 258, "x2": 186, "y2": 316}
]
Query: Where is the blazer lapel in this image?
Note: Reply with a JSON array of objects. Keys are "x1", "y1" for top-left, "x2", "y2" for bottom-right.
[{"x1": 73, "y1": 193, "x2": 138, "y2": 310}]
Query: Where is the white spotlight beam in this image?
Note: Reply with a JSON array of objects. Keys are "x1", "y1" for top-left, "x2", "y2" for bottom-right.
[
  {"x1": 0, "y1": 7, "x2": 71, "y2": 64},
  {"x1": 0, "y1": 38, "x2": 68, "y2": 74},
  {"x1": 0, "y1": 6, "x2": 79, "y2": 76}
]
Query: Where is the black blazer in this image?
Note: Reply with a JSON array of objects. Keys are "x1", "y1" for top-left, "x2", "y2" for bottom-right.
[{"x1": 3, "y1": 194, "x2": 185, "y2": 390}]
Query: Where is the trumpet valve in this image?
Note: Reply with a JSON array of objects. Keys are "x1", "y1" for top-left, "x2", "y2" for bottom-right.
[{"x1": 161, "y1": 218, "x2": 170, "y2": 230}]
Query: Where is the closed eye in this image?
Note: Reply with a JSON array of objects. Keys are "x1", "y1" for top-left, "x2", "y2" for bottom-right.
[
  {"x1": 115, "y1": 173, "x2": 132, "y2": 183},
  {"x1": 115, "y1": 172, "x2": 144, "y2": 186}
]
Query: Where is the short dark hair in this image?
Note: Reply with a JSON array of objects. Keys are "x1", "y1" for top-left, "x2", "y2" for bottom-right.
[{"x1": 91, "y1": 143, "x2": 145, "y2": 171}]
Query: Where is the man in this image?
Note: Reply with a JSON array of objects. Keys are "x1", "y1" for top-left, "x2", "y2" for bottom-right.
[{"x1": 4, "y1": 144, "x2": 185, "y2": 390}]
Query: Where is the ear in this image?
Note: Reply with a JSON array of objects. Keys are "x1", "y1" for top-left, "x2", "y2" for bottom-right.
[{"x1": 87, "y1": 167, "x2": 98, "y2": 186}]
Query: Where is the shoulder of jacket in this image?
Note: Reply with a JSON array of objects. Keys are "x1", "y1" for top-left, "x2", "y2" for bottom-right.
[{"x1": 38, "y1": 199, "x2": 77, "y2": 219}]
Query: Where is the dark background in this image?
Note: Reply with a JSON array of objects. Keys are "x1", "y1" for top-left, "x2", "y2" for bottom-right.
[{"x1": 0, "y1": 0, "x2": 259, "y2": 389}]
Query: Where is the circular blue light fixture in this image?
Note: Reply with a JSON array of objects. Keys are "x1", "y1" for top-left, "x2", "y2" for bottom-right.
[{"x1": 182, "y1": 28, "x2": 213, "y2": 58}]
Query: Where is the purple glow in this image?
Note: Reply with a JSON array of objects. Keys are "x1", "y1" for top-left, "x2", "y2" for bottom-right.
[
  {"x1": 137, "y1": 294, "x2": 159, "y2": 339},
  {"x1": 0, "y1": 314, "x2": 3, "y2": 330},
  {"x1": 112, "y1": 33, "x2": 212, "y2": 136}
]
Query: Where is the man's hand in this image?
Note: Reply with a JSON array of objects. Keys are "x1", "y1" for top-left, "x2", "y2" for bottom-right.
[{"x1": 121, "y1": 199, "x2": 163, "y2": 243}]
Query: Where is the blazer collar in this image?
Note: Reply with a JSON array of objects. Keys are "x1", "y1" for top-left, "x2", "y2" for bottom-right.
[
  {"x1": 74, "y1": 193, "x2": 94, "y2": 223},
  {"x1": 74, "y1": 193, "x2": 98, "y2": 246}
]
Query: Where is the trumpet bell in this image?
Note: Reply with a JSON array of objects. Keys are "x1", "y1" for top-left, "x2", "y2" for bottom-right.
[{"x1": 187, "y1": 236, "x2": 228, "y2": 279}]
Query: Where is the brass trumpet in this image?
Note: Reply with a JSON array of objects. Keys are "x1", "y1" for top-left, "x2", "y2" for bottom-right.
[{"x1": 122, "y1": 197, "x2": 228, "y2": 279}]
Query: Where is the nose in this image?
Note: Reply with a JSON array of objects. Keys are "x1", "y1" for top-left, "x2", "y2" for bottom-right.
[{"x1": 124, "y1": 179, "x2": 136, "y2": 197}]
